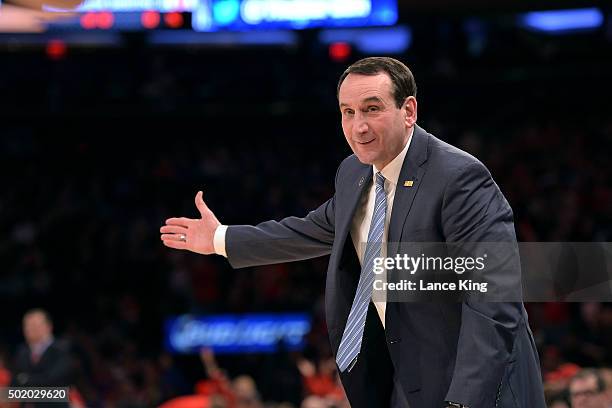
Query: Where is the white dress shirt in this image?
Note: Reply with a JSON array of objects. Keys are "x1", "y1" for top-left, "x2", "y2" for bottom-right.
[{"x1": 214, "y1": 128, "x2": 415, "y2": 329}]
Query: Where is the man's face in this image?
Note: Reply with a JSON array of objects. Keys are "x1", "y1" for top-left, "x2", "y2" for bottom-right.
[
  {"x1": 570, "y1": 375, "x2": 606, "y2": 408},
  {"x1": 338, "y1": 72, "x2": 415, "y2": 170},
  {"x1": 23, "y1": 312, "x2": 52, "y2": 345}
]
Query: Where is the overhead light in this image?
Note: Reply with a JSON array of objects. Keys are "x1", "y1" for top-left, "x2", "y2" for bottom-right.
[{"x1": 521, "y1": 8, "x2": 603, "y2": 33}]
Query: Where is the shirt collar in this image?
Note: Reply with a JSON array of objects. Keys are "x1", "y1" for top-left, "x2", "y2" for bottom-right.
[
  {"x1": 30, "y1": 337, "x2": 53, "y2": 357},
  {"x1": 373, "y1": 126, "x2": 414, "y2": 186}
]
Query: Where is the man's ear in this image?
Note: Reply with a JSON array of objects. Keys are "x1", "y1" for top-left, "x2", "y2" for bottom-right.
[{"x1": 403, "y1": 96, "x2": 417, "y2": 126}]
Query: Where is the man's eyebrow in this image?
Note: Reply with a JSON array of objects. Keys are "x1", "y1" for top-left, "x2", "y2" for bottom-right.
[
  {"x1": 340, "y1": 96, "x2": 384, "y2": 108},
  {"x1": 362, "y1": 96, "x2": 384, "y2": 104}
]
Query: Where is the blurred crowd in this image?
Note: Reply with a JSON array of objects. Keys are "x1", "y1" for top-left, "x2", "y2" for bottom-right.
[{"x1": 1, "y1": 24, "x2": 612, "y2": 407}]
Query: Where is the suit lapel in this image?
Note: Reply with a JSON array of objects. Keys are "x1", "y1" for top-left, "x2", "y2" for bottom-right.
[
  {"x1": 327, "y1": 164, "x2": 371, "y2": 344},
  {"x1": 388, "y1": 125, "x2": 430, "y2": 245},
  {"x1": 335, "y1": 165, "x2": 372, "y2": 260}
]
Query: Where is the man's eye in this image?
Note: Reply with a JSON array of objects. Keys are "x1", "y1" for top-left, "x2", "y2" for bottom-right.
[
  {"x1": 344, "y1": 110, "x2": 354, "y2": 116},
  {"x1": 367, "y1": 106, "x2": 380, "y2": 112}
]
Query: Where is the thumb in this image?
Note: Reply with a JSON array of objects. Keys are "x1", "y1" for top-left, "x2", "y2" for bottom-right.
[{"x1": 195, "y1": 190, "x2": 208, "y2": 217}]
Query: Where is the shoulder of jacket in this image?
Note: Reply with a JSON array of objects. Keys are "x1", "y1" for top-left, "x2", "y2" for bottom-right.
[{"x1": 427, "y1": 133, "x2": 489, "y2": 176}]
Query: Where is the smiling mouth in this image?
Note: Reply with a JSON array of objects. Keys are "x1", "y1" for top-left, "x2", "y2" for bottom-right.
[{"x1": 357, "y1": 139, "x2": 374, "y2": 145}]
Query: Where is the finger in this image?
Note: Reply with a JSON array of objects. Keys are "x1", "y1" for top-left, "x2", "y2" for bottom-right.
[
  {"x1": 165, "y1": 217, "x2": 192, "y2": 227},
  {"x1": 161, "y1": 233, "x2": 187, "y2": 241},
  {"x1": 160, "y1": 225, "x2": 187, "y2": 234},
  {"x1": 162, "y1": 238, "x2": 188, "y2": 250},
  {"x1": 40, "y1": 11, "x2": 77, "y2": 21},
  {"x1": 195, "y1": 190, "x2": 209, "y2": 217}
]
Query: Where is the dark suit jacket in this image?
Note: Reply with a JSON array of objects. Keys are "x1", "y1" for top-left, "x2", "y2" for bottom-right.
[
  {"x1": 12, "y1": 340, "x2": 72, "y2": 408},
  {"x1": 226, "y1": 125, "x2": 546, "y2": 408}
]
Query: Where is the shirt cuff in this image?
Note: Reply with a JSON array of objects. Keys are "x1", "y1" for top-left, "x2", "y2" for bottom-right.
[{"x1": 213, "y1": 225, "x2": 228, "y2": 258}]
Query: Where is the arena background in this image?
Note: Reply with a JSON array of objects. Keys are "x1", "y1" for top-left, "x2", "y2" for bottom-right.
[{"x1": 1, "y1": 0, "x2": 611, "y2": 406}]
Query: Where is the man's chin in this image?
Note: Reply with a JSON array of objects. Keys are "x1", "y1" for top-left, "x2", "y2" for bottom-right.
[{"x1": 353, "y1": 153, "x2": 375, "y2": 166}]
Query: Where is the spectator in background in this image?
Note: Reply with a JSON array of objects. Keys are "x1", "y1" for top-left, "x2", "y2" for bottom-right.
[
  {"x1": 12, "y1": 309, "x2": 72, "y2": 407},
  {"x1": 196, "y1": 348, "x2": 235, "y2": 406},
  {"x1": 601, "y1": 368, "x2": 612, "y2": 406},
  {"x1": 569, "y1": 368, "x2": 608, "y2": 408},
  {"x1": 297, "y1": 357, "x2": 344, "y2": 402},
  {"x1": 548, "y1": 398, "x2": 570, "y2": 408},
  {"x1": 231, "y1": 375, "x2": 263, "y2": 408}
]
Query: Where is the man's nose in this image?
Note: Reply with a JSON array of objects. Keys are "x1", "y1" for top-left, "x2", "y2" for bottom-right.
[{"x1": 355, "y1": 112, "x2": 369, "y2": 133}]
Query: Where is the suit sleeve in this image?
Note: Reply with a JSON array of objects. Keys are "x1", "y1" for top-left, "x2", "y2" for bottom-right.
[
  {"x1": 441, "y1": 161, "x2": 524, "y2": 408},
  {"x1": 225, "y1": 165, "x2": 339, "y2": 269},
  {"x1": 226, "y1": 196, "x2": 335, "y2": 268}
]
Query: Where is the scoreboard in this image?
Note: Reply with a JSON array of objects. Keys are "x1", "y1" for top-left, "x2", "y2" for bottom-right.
[{"x1": 43, "y1": 0, "x2": 398, "y2": 31}]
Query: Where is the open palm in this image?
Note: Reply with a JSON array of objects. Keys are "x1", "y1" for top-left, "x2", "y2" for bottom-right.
[{"x1": 160, "y1": 191, "x2": 220, "y2": 255}]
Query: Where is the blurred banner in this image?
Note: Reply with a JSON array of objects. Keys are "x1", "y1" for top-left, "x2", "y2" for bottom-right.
[
  {"x1": 165, "y1": 313, "x2": 311, "y2": 354},
  {"x1": 0, "y1": 0, "x2": 397, "y2": 32}
]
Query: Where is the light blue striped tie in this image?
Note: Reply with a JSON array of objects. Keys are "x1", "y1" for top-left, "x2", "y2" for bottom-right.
[{"x1": 336, "y1": 172, "x2": 387, "y2": 372}]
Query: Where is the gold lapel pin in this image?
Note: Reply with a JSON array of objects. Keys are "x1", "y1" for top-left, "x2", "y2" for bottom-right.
[{"x1": 404, "y1": 180, "x2": 414, "y2": 187}]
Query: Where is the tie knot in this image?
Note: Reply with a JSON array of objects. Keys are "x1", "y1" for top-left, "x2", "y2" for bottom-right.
[{"x1": 375, "y1": 172, "x2": 385, "y2": 188}]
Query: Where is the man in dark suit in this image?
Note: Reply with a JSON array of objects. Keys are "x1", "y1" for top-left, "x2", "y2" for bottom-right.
[
  {"x1": 12, "y1": 309, "x2": 71, "y2": 407},
  {"x1": 161, "y1": 57, "x2": 546, "y2": 407}
]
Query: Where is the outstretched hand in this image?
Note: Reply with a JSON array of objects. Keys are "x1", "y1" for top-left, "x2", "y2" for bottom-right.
[{"x1": 160, "y1": 191, "x2": 221, "y2": 255}]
